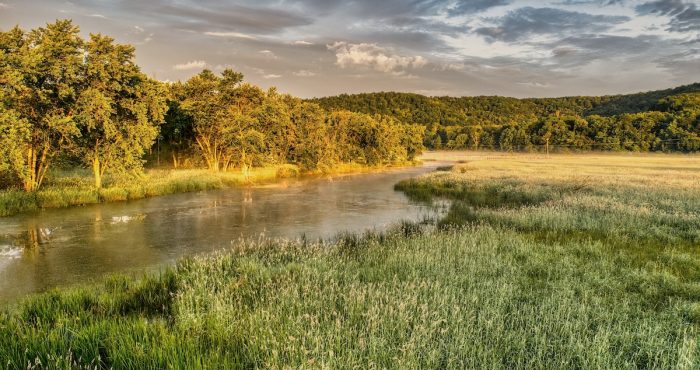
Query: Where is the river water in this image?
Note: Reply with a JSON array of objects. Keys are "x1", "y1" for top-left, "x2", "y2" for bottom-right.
[{"x1": 0, "y1": 163, "x2": 444, "y2": 303}]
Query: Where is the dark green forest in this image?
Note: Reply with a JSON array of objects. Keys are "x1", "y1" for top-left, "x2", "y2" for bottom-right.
[{"x1": 312, "y1": 84, "x2": 700, "y2": 152}]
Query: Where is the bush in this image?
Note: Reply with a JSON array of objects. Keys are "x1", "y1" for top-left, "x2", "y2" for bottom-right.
[{"x1": 276, "y1": 164, "x2": 300, "y2": 178}]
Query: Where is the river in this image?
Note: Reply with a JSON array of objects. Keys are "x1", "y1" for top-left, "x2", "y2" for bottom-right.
[{"x1": 0, "y1": 163, "x2": 444, "y2": 303}]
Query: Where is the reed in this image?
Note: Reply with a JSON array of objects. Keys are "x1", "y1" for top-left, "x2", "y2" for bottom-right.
[{"x1": 1, "y1": 152, "x2": 697, "y2": 368}]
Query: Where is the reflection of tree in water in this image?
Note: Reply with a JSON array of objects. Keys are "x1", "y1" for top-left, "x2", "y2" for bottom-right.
[
  {"x1": 243, "y1": 189, "x2": 253, "y2": 204},
  {"x1": 24, "y1": 226, "x2": 55, "y2": 249}
]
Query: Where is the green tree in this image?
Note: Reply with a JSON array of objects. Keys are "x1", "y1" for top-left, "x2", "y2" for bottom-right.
[
  {"x1": 180, "y1": 69, "x2": 252, "y2": 171},
  {"x1": 466, "y1": 125, "x2": 483, "y2": 150},
  {"x1": 256, "y1": 88, "x2": 295, "y2": 164},
  {"x1": 402, "y1": 124, "x2": 425, "y2": 161},
  {"x1": 0, "y1": 21, "x2": 82, "y2": 191},
  {"x1": 288, "y1": 100, "x2": 331, "y2": 170},
  {"x1": 75, "y1": 34, "x2": 167, "y2": 188}
]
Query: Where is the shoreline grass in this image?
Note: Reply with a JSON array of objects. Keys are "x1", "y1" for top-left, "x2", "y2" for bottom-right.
[
  {"x1": 1, "y1": 152, "x2": 698, "y2": 368},
  {"x1": 0, "y1": 161, "x2": 417, "y2": 217},
  {"x1": 1, "y1": 223, "x2": 697, "y2": 368}
]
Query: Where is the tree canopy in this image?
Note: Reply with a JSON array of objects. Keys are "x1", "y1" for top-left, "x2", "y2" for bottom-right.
[
  {"x1": 312, "y1": 85, "x2": 700, "y2": 153},
  {"x1": 0, "y1": 20, "x2": 167, "y2": 190}
]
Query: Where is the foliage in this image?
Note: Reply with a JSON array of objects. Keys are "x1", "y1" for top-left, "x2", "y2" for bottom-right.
[
  {"x1": 1, "y1": 21, "x2": 421, "y2": 194},
  {"x1": 0, "y1": 21, "x2": 83, "y2": 191},
  {"x1": 0, "y1": 20, "x2": 166, "y2": 191},
  {"x1": 312, "y1": 85, "x2": 700, "y2": 152},
  {"x1": 76, "y1": 34, "x2": 167, "y2": 188},
  {"x1": 175, "y1": 70, "x2": 422, "y2": 172}
]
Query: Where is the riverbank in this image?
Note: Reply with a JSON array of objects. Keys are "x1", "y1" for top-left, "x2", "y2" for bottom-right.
[
  {"x1": 1, "y1": 152, "x2": 698, "y2": 368},
  {"x1": 0, "y1": 162, "x2": 416, "y2": 217}
]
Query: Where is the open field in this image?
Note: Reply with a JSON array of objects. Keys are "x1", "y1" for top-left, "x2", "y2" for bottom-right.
[{"x1": 0, "y1": 152, "x2": 698, "y2": 368}]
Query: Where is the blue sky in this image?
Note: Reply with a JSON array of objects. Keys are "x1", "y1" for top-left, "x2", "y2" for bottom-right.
[{"x1": 1, "y1": 0, "x2": 698, "y2": 97}]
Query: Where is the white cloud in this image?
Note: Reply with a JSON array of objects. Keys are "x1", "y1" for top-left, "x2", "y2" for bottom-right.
[
  {"x1": 204, "y1": 31, "x2": 257, "y2": 40},
  {"x1": 173, "y1": 60, "x2": 207, "y2": 70},
  {"x1": 293, "y1": 70, "x2": 317, "y2": 77},
  {"x1": 88, "y1": 14, "x2": 107, "y2": 19},
  {"x1": 292, "y1": 40, "x2": 313, "y2": 45},
  {"x1": 439, "y1": 62, "x2": 466, "y2": 71},
  {"x1": 0, "y1": 3, "x2": 8, "y2": 9},
  {"x1": 263, "y1": 74, "x2": 282, "y2": 79},
  {"x1": 516, "y1": 81, "x2": 550, "y2": 88},
  {"x1": 327, "y1": 42, "x2": 428, "y2": 73},
  {"x1": 134, "y1": 25, "x2": 145, "y2": 33},
  {"x1": 259, "y1": 50, "x2": 278, "y2": 59}
]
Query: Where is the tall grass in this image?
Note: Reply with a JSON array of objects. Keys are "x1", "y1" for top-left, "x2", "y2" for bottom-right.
[
  {"x1": 1, "y1": 225, "x2": 697, "y2": 368},
  {"x1": 0, "y1": 161, "x2": 417, "y2": 217},
  {"x1": 1, "y1": 152, "x2": 698, "y2": 368},
  {"x1": 0, "y1": 167, "x2": 286, "y2": 217}
]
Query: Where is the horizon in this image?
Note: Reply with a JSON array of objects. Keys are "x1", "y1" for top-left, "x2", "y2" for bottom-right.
[{"x1": 1, "y1": 0, "x2": 699, "y2": 98}]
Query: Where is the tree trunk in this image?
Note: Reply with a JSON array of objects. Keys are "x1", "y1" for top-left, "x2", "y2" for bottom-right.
[
  {"x1": 93, "y1": 157, "x2": 102, "y2": 189},
  {"x1": 23, "y1": 146, "x2": 39, "y2": 192}
]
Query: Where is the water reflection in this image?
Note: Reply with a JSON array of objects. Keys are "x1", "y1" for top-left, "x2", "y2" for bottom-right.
[{"x1": 0, "y1": 164, "x2": 444, "y2": 302}]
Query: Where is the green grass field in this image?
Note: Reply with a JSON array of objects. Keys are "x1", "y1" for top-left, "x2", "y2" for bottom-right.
[{"x1": 1, "y1": 152, "x2": 698, "y2": 369}]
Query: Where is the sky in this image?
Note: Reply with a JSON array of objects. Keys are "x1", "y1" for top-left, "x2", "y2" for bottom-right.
[{"x1": 1, "y1": 0, "x2": 698, "y2": 98}]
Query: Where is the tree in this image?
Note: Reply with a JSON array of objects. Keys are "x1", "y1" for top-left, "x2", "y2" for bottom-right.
[
  {"x1": 0, "y1": 21, "x2": 82, "y2": 191},
  {"x1": 288, "y1": 100, "x2": 331, "y2": 170},
  {"x1": 222, "y1": 85, "x2": 267, "y2": 173},
  {"x1": 402, "y1": 124, "x2": 425, "y2": 161},
  {"x1": 0, "y1": 108, "x2": 30, "y2": 184},
  {"x1": 466, "y1": 125, "x2": 483, "y2": 150},
  {"x1": 160, "y1": 97, "x2": 195, "y2": 168},
  {"x1": 180, "y1": 69, "x2": 248, "y2": 171},
  {"x1": 75, "y1": 34, "x2": 167, "y2": 188},
  {"x1": 255, "y1": 88, "x2": 295, "y2": 164}
]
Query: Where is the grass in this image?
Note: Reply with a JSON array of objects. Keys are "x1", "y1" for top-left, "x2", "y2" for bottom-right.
[
  {"x1": 0, "y1": 151, "x2": 698, "y2": 368},
  {"x1": 0, "y1": 162, "x2": 413, "y2": 217}
]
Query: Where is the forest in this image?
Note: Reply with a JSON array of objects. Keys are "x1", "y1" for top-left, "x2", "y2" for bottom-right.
[
  {"x1": 313, "y1": 84, "x2": 700, "y2": 152},
  {"x1": 0, "y1": 20, "x2": 424, "y2": 193}
]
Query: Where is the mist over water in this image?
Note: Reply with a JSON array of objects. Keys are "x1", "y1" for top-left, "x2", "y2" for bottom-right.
[{"x1": 0, "y1": 163, "x2": 445, "y2": 302}]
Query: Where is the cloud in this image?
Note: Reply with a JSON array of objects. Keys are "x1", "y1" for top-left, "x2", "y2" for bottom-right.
[
  {"x1": 0, "y1": 2, "x2": 9, "y2": 8},
  {"x1": 259, "y1": 50, "x2": 278, "y2": 58},
  {"x1": 88, "y1": 13, "x2": 107, "y2": 18},
  {"x1": 328, "y1": 42, "x2": 428, "y2": 73},
  {"x1": 447, "y1": 0, "x2": 510, "y2": 16},
  {"x1": 293, "y1": 70, "x2": 317, "y2": 77},
  {"x1": 516, "y1": 81, "x2": 550, "y2": 88},
  {"x1": 636, "y1": 0, "x2": 700, "y2": 32},
  {"x1": 204, "y1": 31, "x2": 257, "y2": 40},
  {"x1": 70, "y1": 0, "x2": 312, "y2": 34},
  {"x1": 555, "y1": 0, "x2": 624, "y2": 4},
  {"x1": 384, "y1": 16, "x2": 469, "y2": 35},
  {"x1": 173, "y1": 60, "x2": 207, "y2": 70},
  {"x1": 9, "y1": 0, "x2": 698, "y2": 98},
  {"x1": 476, "y1": 7, "x2": 630, "y2": 42}
]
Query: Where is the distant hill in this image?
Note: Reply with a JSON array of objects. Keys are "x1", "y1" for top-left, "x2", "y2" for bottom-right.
[{"x1": 310, "y1": 83, "x2": 700, "y2": 152}]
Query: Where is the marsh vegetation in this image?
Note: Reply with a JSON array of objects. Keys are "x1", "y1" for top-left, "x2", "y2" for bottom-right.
[{"x1": 2, "y1": 152, "x2": 698, "y2": 368}]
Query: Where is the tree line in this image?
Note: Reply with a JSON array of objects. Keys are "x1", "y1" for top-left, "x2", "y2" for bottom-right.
[
  {"x1": 312, "y1": 85, "x2": 700, "y2": 153},
  {"x1": 164, "y1": 70, "x2": 424, "y2": 174},
  {"x1": 0, "y1": 20, "x2": 424, "y2": 192}
]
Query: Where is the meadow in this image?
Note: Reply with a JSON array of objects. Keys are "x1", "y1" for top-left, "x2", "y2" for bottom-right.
[{"x1": 0, "y1": 152, "x2": 698, "y2": 369}]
